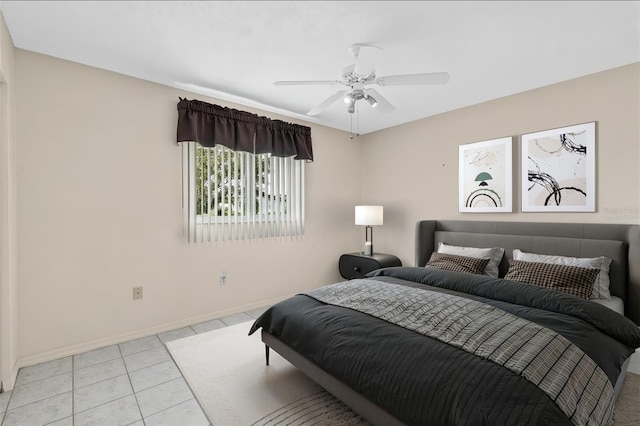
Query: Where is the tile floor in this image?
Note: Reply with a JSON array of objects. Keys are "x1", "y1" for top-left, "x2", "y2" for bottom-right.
[
  {"x1": 0, "y1": 307, "x2": 267, "y2": 426},
  {"x1": 1, "y1": 310, "x2": 638, "y2": 426}
]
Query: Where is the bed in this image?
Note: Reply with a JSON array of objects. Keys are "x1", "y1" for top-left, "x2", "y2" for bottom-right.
[{"x1": 249, "y1": 220, "x2": 640, "y2": 425}]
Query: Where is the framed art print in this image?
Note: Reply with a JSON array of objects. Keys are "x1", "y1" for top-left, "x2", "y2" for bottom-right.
[
  {"x1": 459, "y1": 137, "x2": 512, "y2": 213},
  {"x1": 521, "y1": 122, "x2": 595, "y2": 212}
]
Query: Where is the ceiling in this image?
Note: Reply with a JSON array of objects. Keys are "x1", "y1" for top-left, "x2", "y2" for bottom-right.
[{"x1": 1, "y1": 1, "x2": 638, "y2": 135}]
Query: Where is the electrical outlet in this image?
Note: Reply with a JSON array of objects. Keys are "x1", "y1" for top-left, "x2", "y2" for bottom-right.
[
  {"x1": 133, "y1": 286, "x2": 143, "y2": 300},
  {"x1": 219, "y1": 272, "x2": 227, "y2": 285}
]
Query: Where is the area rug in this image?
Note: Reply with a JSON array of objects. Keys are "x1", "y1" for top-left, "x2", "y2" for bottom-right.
[
  {"x1": 166, "y1": 321, "x2": 367, "y2": 425},
  {"x1": 167, "y1": 320, "x2": 639, "y2": 425},
  {"x1": 614, "y1": 370, "x2": 640, "y2": 425}
]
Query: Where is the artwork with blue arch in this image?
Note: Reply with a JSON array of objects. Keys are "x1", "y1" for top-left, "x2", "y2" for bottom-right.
[
  {"x1": 521, "y1": 122, "x2": 595, "y2": 212},
  {"x1": 459, "y1": 137, "x2": 513, "y2": 212}
]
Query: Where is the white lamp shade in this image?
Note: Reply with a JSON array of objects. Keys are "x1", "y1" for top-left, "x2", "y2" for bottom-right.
[{"x1": 355, "y1": 205, "x2": 383, "y2": 226}]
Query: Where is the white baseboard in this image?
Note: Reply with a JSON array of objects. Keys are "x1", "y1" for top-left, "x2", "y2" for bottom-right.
[
  {"x1": 6, "y1": 300, "x2": 640, "y2": 392},
  {"x1": 10, "y1": 294, "x2": 289, "y2": 389},
  {"x1": 1, "y1": 376, "x2": 15, "y2": 393}
]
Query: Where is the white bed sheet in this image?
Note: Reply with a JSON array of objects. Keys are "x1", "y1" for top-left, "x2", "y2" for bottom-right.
[{"x1": 592, "y1": 296, "x2": 624, "y2": 315}]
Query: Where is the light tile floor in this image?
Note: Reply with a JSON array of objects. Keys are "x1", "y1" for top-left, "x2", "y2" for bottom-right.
[{"x1": 0, "y1": 307, "x2": 267, "y2": 426}]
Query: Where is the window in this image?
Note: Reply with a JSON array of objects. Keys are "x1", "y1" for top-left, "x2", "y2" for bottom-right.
[
  {"x1": 176, "y1": 98, "x2": 312, "y2": 242},
  {"x1": 182, "y1": 142, "x2": 305, "y2": 242}
]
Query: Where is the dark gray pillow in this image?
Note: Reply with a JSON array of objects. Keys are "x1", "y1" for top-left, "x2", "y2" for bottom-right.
[
  {"x1": 504, "y1": 260, "x2": 599, "y2": 300},
  {"x1": 426, "y1": 252, "x2": 491, "y2": 275}
]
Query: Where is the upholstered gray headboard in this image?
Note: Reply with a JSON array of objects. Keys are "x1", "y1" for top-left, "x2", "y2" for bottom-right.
[{"x1": 415, "y1": 220, "x2": 640, "y2": 325}]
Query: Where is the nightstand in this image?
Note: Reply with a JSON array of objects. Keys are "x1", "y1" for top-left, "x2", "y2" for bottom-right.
[{"x1": 339, "y1": 252, "x2": 402, "y2": 279}]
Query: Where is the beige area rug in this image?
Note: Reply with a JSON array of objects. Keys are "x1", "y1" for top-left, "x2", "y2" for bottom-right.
[
  {"x1": 167, "y1": 320, "x2": 639, "y2": 425},
  {"x1": 166, "y1": 321, "x2": 367, "y2": 425},
  {"x1": 614, "y1": 371, "x2": 640, "y2": 425}
]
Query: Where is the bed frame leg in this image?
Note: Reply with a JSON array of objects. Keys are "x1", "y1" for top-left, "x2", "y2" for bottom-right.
[{"x1": 265, "y1": 344, "x2": 270, "y2": 366}]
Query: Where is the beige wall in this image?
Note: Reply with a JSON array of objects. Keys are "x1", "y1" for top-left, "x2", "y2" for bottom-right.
[
  {"x1": 361, "y1": 63, "x2": 640, "y2": 266},
  {"x1": 0, "y1": 12, "x2": 18, "y2": 390},
  {"x1": 15, "y1": 50, "x2": 362, "y2": 366},
  {"x1": 11, "y1": 47, "x2": 640, "y2": 376}
]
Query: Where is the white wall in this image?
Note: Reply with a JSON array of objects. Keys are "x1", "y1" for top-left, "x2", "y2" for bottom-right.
[
  {"x1": 360, "y1": 63, "x2": 640, "y2": 266},
  {"x1": 15, "y1": 50, "x2": 362, "y2": 367}
]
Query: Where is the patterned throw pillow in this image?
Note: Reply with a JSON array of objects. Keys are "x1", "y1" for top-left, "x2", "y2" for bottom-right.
[
  {"x1": 426, "y1": 252, "x2": 491, "y2": 275},
  {"x1": 512, "y1": 249, "x2": 612, "y2": 300},
  {"x1": 438, "y1": 243, "x2": 504, "y2": 277},
  {"x1": 504, "y1": 260, "x2": 599, "y2": 300}
]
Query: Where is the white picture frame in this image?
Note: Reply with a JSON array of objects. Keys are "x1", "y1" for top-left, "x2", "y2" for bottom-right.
[
  {"x1": 521, "y1": 122, "x2": 595, "y2": 212},
  {"x1": 459, "y1": 137, "x2": 513, "y2": 213}
]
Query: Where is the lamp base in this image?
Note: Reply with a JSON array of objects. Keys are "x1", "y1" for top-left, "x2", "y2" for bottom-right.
[{"x1": 364, "y1": 242, "x2": 372, "y2": 256}]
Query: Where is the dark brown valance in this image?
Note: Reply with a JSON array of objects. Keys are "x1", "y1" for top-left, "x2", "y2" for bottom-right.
[{"x1": 176, "y1": 98, "x2": 313, "y2": 161}]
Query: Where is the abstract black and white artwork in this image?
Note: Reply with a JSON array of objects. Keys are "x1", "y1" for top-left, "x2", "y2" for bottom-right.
[
  {"x1": 459, "y1": 137, "x2": 512, "y2": 213},
  {"x1": 522, "y1": 122, "x2": 595, "y2": 212}
]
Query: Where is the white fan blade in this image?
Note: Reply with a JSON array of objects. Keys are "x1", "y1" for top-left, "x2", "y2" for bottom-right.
[
  {"x1": 375, "y1": 72, "x2": 450, "y2": 86},
  {"x1": 274, "y1": 80, "x2": 342, "y2": 86},
  {"x1": 307, "y1": 90, "x2": 347, "y2": 116},
  {"x1": 353, "y1": 44, "x2": 382, "y2": 77},
  {"x1": 365, "y1": 89, "x2": 395, "y2": 113},
  {"x1": 340, "y1": 64, "x2": 355, "y2": 79}
]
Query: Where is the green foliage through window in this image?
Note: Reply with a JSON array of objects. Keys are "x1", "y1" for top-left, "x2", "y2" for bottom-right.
[
  {"x1": 182, "y1": 142, "x2": 305, "y2": 242},
  {"x1": 195, "y1": 145, "x2": 288, "y2": 218}
]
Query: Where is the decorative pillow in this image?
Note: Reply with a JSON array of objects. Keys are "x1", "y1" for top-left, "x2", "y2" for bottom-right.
[
  {"x1": 426, "y1": 252, "x2": 491, "y2": 275},
  {"x1": 438, "y1": 242, "x2": 504, "y2": 277},
  {"x1": 512, "y1": 249, "x2": 612, "y2": 300},
  {"x1": 504, "y1": 259, "x2": 599, "y2": 300}
]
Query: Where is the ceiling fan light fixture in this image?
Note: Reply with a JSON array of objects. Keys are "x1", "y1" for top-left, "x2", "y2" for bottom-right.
[{"x1": 281, "y1": 44, "x2": 449, "y2": 118}]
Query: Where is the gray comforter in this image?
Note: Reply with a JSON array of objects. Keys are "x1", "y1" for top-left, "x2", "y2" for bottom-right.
[{"x1": 249, "y1": 267, "x2": 640, "y2": 426}]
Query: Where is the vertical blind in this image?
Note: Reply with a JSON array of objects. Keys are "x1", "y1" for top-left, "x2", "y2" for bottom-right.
[
  {"x1": 177, "y1": 99, "x2": 311, "y2": 242},
  {"x1": 181, "y1": 143, "x2": 305, "y2": 242}
]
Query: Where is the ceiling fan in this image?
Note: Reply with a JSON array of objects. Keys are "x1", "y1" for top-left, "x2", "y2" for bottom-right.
[{"x1": 274, "y1": 43, "x2": 450, "y2": 116}]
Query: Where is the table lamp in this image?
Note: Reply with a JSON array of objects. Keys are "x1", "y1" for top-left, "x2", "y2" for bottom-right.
[{"x1": 355, "y1": 205, "x2": 383, "y2": 255}]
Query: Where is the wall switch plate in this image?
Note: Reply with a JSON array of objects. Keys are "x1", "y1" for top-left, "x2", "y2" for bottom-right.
[
  {"x1": 219, "y1": 272, "x2": 227, "y2": 285},
  {"x1": 133, "y1": 286, "x2": 143, "y2": 300}
]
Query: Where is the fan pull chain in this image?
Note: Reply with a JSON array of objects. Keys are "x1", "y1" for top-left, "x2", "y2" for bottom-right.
[
  {"x1": 349, "y1": 103, "x2": 360, "y2": 139},
  {"x1": 350, "y1": 112, "x2": 354, "y2": 139},
  {"x1": 349, "y1": 102, "x2": 360, "y2": 139}
]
